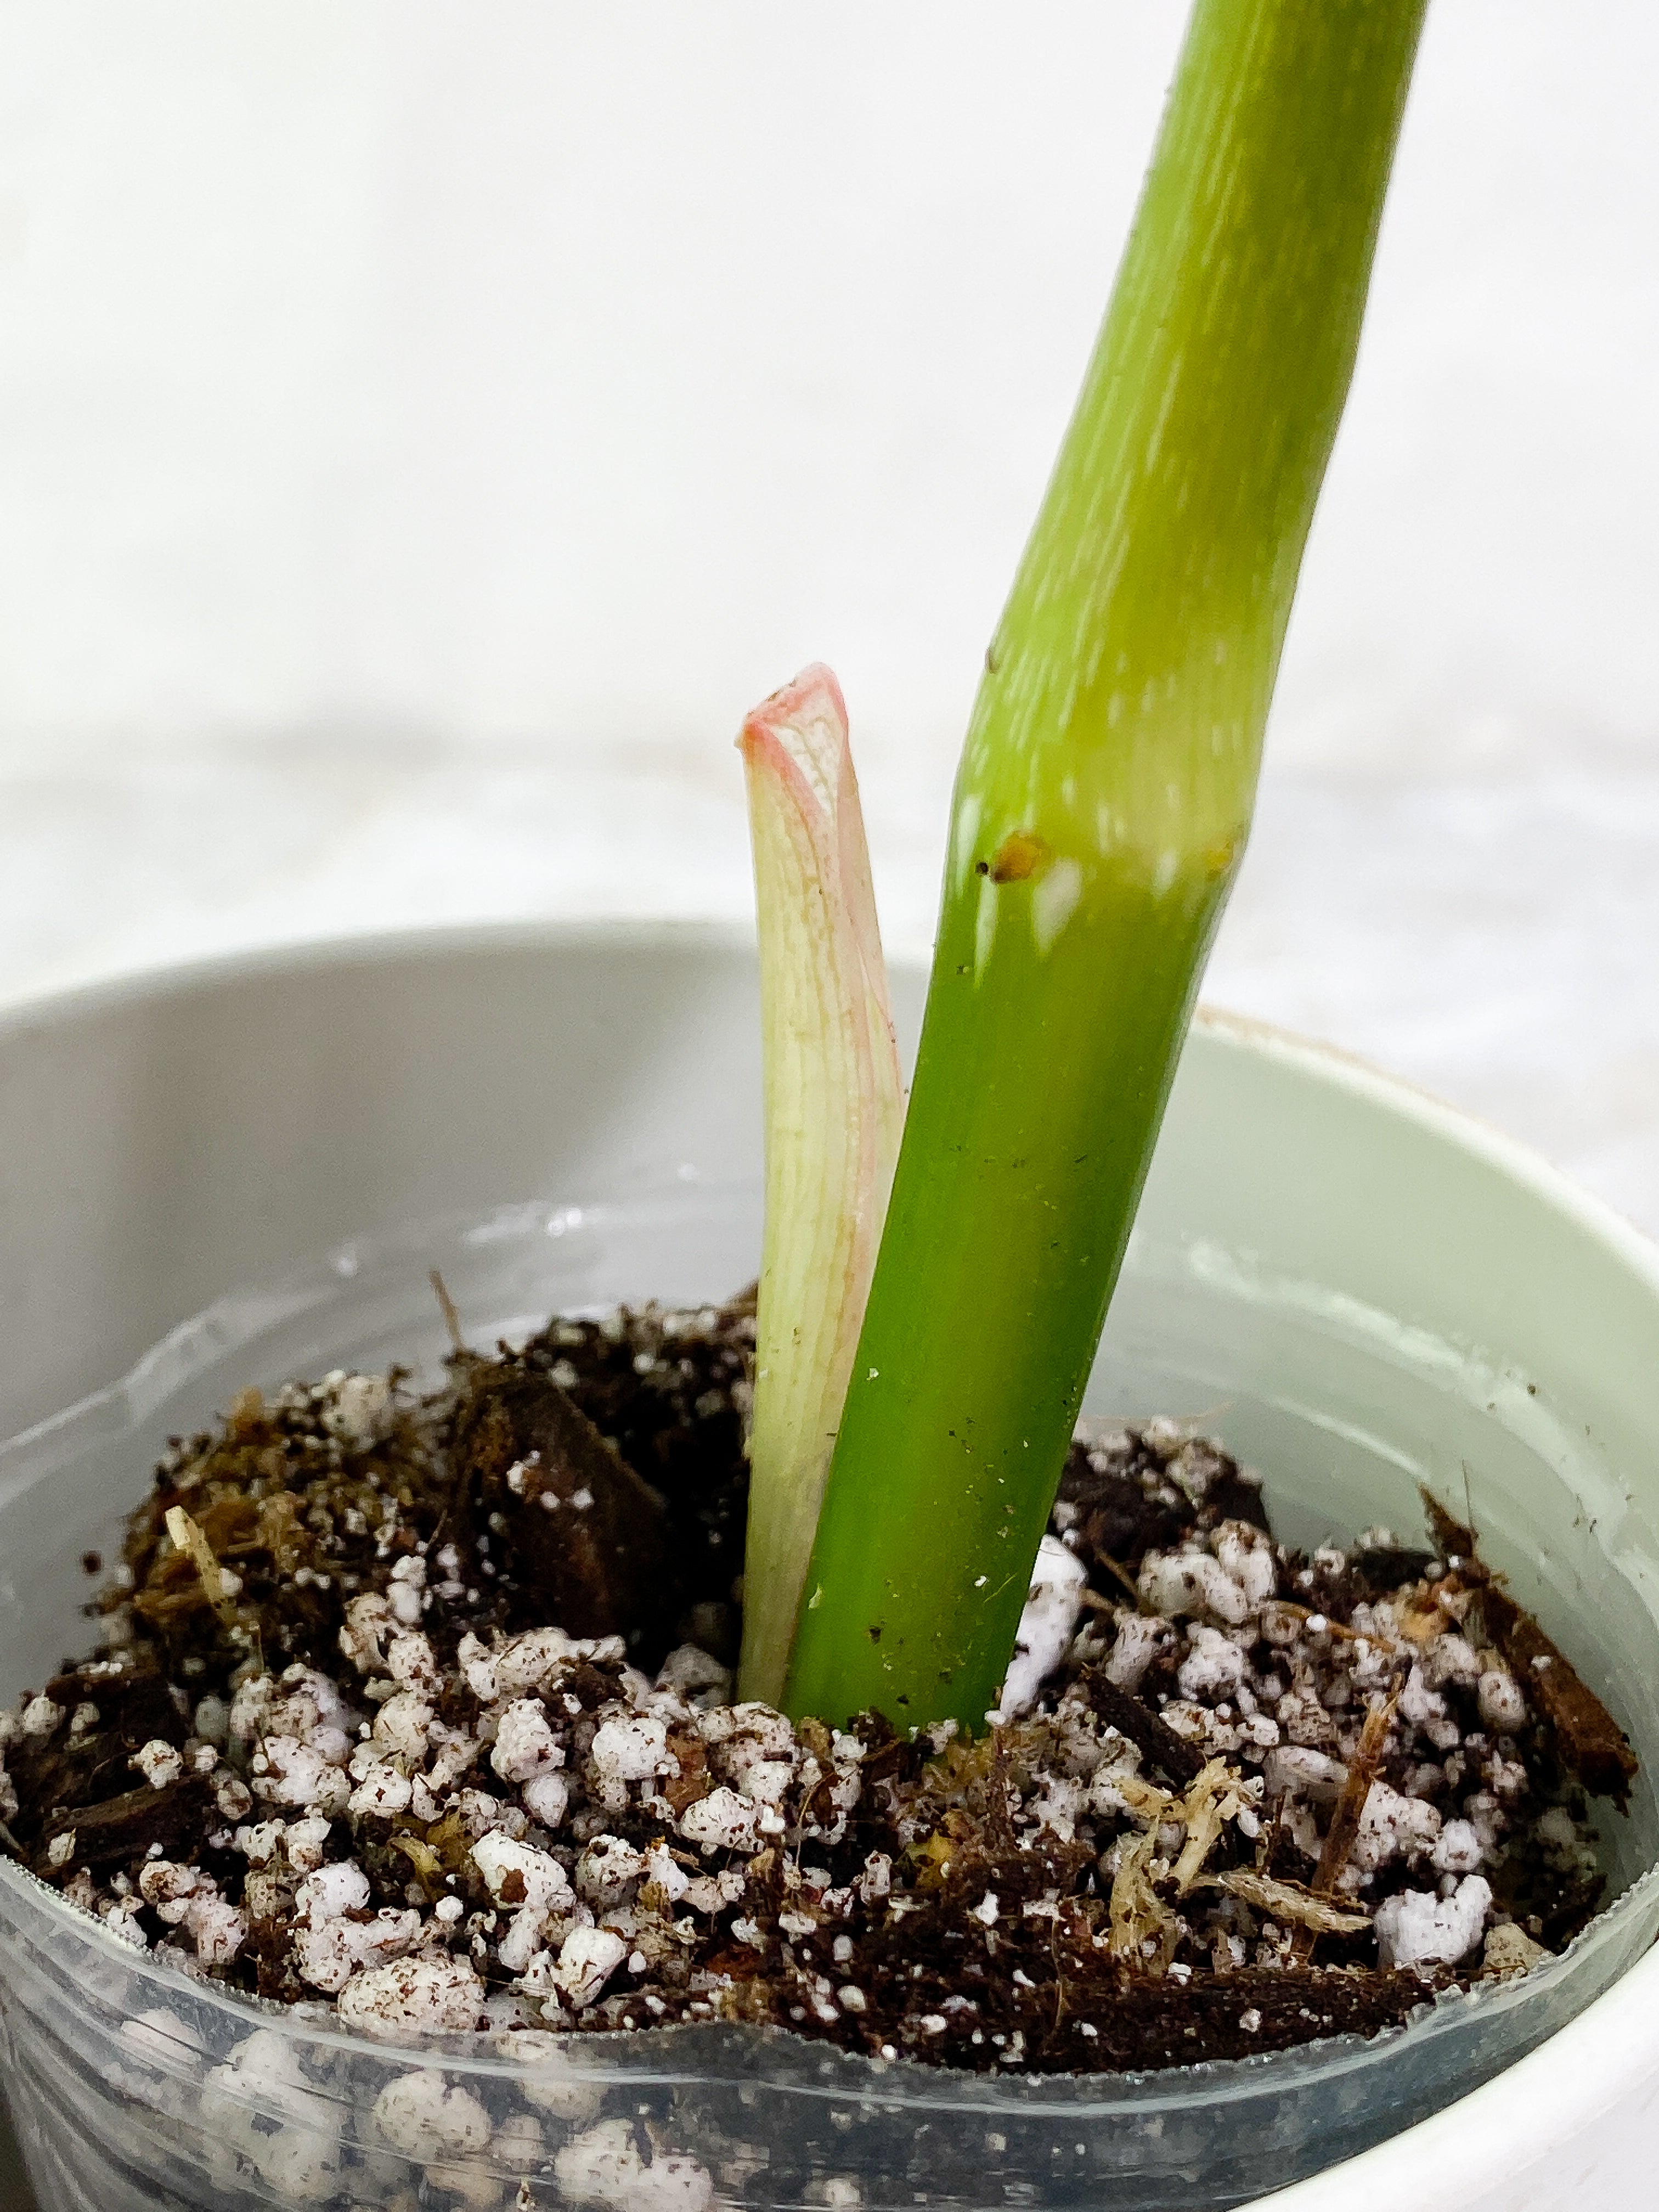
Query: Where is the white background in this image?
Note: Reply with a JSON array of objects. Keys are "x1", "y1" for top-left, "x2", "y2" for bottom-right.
[{"x1": 2, "y1": 1, "x2": 1656, "y2": 1232}]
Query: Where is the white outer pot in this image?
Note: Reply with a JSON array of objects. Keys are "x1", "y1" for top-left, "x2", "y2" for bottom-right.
[{"x1": 1, "y1": 920, "x2": 1657, "y2": 2211}]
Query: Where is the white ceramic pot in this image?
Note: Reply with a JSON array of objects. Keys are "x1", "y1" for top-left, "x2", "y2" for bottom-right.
[{"x1": 2, "y1": 923, "x2": 1657, "y2": 2212}]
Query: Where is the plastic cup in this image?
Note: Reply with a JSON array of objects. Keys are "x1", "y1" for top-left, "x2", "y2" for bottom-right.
[{"x1": 2, "y1": 928, "x2": 1658, "y2": 2211}]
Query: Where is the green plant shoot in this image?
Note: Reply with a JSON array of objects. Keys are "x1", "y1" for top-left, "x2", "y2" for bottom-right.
[
  {"x1": 785, "y1": 0, "x2": 1429, "y2": 1731},
  {"x1": 737, "y1": 668, "x2": 905, "y2": 1707}
]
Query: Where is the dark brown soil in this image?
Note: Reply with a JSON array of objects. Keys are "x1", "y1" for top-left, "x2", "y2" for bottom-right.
[{"x1": 0, "y1": 1296, "x2": 1635, "y2": 2075}]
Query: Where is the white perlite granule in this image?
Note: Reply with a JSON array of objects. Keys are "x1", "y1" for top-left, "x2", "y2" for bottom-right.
[
  {"x1": 556, "y1": 2117, "x2": 714, "y2": 2212},
  {"x1": 373, "y1": 2069, "x2": 493, "y2": 2159},
  {"x1": 1375, "y1": 1876, "x2": 1494, "y2": 1969},
  {"x1": 336, "y1": 1957, "x2": 488, "y2": 2038},
  {"x1": 994, "y1": 1536, "x2": 1089, "y2": 1720}
]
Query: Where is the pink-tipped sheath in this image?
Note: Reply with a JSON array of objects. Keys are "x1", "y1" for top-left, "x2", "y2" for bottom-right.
[{"x1": 735, "y1": 667, "x2": 905, "y2": 1706}]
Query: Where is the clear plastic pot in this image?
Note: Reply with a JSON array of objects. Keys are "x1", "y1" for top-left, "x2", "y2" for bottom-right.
[
  {"x1": 2, "y1": 1180, "x2": 1657, "y2": 2212},
  {"x1": 2, "y1": 928, "x2": 1659, "y2": 2212}
]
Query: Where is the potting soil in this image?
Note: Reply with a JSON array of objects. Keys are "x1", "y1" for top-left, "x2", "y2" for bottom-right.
[{"x1": 0, "y1": 1292, "x2": 1632, "y2": 2073}]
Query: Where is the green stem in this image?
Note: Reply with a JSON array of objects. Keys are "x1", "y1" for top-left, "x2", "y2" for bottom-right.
[{"x1": 785, "y1": 0, "x2": 1427, "y2": 1731}]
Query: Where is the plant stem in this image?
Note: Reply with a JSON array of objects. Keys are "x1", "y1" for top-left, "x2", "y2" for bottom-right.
[{"x1": 784, "y1": 0, "x2": 1427, "y2": 1731}]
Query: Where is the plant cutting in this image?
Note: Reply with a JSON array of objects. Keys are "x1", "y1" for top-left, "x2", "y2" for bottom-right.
[
  {"x1": 3, "y1": 4, "x2": 1659, "y2": 2209},
  {"x1": 3, "y1": 0, "x2": 1637, "y2": 2044},
  {"x1": 760, "y1": 1, "x2": 1432, "y2": 1734}
]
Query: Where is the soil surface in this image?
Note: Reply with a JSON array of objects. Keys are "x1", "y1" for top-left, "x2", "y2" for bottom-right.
[{"x1": 0, "y1": 1294, "x2": 1635, "y2": 2074}]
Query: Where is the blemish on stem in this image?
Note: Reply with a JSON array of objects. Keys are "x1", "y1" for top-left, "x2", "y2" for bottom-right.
[{"x1": 989, "y1": 832, "x2": 1049, "y2": 884}]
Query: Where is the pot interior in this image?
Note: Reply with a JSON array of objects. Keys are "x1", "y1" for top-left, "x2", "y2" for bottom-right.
[{"x1": 2, "y1": 933, "x2": 1658, "y2": 2212}]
